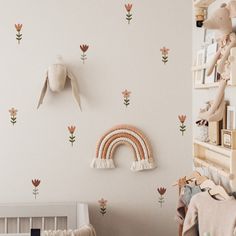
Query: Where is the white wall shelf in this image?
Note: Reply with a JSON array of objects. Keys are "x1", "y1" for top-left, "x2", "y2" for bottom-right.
[
  {"x1": 193, "y1": 139, "x2": 236, "y2": 190},
  {"x1": 193, "y1": 0, "x2": 216, "y2": 8},
  {"x1": 193, "y1": 47, "x2": 236, "y2": 89}
]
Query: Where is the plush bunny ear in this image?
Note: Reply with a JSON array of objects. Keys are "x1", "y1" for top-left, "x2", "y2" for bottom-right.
[
  {"x1": 37, "y1": 72, "x2": 48, "y2": 109},
  {"x1": 67, "y1": 71, "x2": 82, "y2": 111},
  {"x1": 227, "y1": 0, "x2": 236, "y2": 17}
]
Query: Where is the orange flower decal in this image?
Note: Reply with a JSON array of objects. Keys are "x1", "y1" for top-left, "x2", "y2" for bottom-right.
[
  {"x1": 157, "y1": 187, "x2": 167, "y2": 196},
  {"x1": 68, "y1": 125, "x2": 76, "y2": 146},
  {"x1": 125, "y1": 3, "x2": 133, "y2": 24},
  {"x1": 9, "y1": 107, "x2": 17, "y2": 125},
  {"x1": 122, "y1": 89, "x2": 131, "y2": 107},
  {"x1": 80, "y1": 44, "x2": 89, "y2": 64},
  {"x1": 98, "y1": 198, "x2": 108, "y2": 216},
  {"x1": 178, "y1": 115, "x2": 187, "y2": 136},
  {"x1": 32, "y1": 179, "x2": 41, "y2": 199},
  {"x1": 160, "y1": 47, "x2": 170, "y2": 64},
  {"x1": 125, "y1": 3, "x2": 132, "y2": 12},
  {"x1": 15, "y1": 23, "x2": 23, "y2": 44},
  {"x1": 178, "y1": 115, "x2": 186, "y2": 123},
  {"x1": 157, "y1": 187, "x2": 167, "y2": 207}
]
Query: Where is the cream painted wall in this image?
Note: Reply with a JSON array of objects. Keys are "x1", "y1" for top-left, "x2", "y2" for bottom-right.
[{"x1": 0, "y1": 1, "x2": 192, "y2": 235}]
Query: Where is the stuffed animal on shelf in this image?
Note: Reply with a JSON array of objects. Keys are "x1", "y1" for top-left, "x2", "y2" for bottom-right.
[
  {"x1": 37, "y1": 63, "x2": 81, "y2": 110},
  {"x1": 203, "y1": 1, "x2": 236, "y2": 80},
  {"x1": 197, "y1": 79, "x2": 227, "y2": 122}
]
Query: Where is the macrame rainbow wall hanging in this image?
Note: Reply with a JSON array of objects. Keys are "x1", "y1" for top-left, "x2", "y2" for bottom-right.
[{"x1": 90, "y1": 125, "x2": 156, "y2": 172}]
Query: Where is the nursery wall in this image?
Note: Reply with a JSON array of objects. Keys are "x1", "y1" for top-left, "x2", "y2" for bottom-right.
[{"x1": 0, "y1": 1, "x2": 192, "y2": 235}]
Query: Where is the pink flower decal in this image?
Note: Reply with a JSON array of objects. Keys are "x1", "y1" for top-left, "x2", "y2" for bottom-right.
[
  {"x1": 178, "y1": 115, "x2": 187, "y2": 136},
  {"x1": 125, "y1": 3, "x2": 133, "y2": 24},
  {"x1": 122, "y1": 89, "x2": 131, "y2": 107},
  {"x1": 160, "y1": 47, "x2": 170, "y2": 64},
  {"x1": 80, "y1": 44, "x2": 89, "y2": 64},
  {"x1": 157, "y1": 187, "x2": 167, "y2": 207},
  {"x1": 68, "y1": 126, "x2": 76, "y2": 146},
  {"x1": 32, "y1": 179, "x2": 41, "y2": 199},
  {"x1": 98, "y1": 198, "x2": 107, "y2": 216},
  {"x1": 15, "y1": 23, "x2": 23, "y2": 44},
  {"x1": 9, "y1": 107, "x2": 17, "y2": 125}
]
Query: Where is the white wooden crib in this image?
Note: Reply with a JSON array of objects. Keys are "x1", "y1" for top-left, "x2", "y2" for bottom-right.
[{"x1": 0, "y1": 202, "x2": 90, "y2": 236}]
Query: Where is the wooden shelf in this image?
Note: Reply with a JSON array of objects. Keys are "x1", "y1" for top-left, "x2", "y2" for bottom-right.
[
  {"x1": 194, "y1": 0, "x2": 216, "y2": 8},
  {"x1": 193, "y1": 139, "x2": 236, "y2": 190},
  {"x1": 194, "y1": 139, "x2": 232, "y2": 156},
  {"x1": 194, "y1": 157, "x2": 232, "y2": 179},
  {"x1": 194, "y1": 82, "x2": 219, "y2": 89},
  {"x1": 193, "y1": 47, "x2": 236, "y2": 89}
]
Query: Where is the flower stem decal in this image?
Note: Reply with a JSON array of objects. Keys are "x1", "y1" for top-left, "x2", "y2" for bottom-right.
[
  {"x1": 9, "y1": 107, "x2": 18, "y2": 125},
  {"x1": 15, "y1": 23, "x2": 23, "y2": 44},
  {"x1": 122, "y1": 89, "x2": 131, "y2": 107},
  {"x1": 98, "y1": 198, "x2": 107, "y2": 216},
  {"x1": 80, "y1": 44, "x2": 89, "y2": 64},
  {"x1": 157, "y1": 187, "x2": 167, "y2": 207},
  {"x1": 32, "y1": 179, "x2": 41, "y2": 199},
  {"x1": 68, "y1": 126, "x2": 76, "y2": 146},
  {"x1": 160, "y1": 47, "x2": 170, "y2": 64},
  {"x1": 178, "y1": 115, "x2": 187, "y2": 136},
  {"x1": 125, "y1": 3, "x2": 133, "y2": 24}
]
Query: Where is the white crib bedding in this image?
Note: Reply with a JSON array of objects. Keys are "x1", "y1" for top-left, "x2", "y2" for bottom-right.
[{"x1": 43, "y1": 225, "x2": 96, "y2": 236}]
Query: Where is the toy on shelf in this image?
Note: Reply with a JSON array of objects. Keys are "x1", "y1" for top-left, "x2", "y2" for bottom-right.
[
  {"x1": 193, "y1": 0, "x2": 216, "y2": 27},
  {"x1": 203, "y1": 1, "x2": 236, "y2": 81},
  {"x1": 197, "y1": 79, "x2": 227, "y2": 123}
]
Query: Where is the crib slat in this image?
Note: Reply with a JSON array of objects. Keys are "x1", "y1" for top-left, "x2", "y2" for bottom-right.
[
  {"x1": 54, "y1": 217, "x2": 57, "y2": 230},
  {"x1": 17, "y1": 217, "x2": 20, "y2": 233},
  {"x1": 42, "y1": 217, "x2": 45, "y2": 231},
  {"x1": 29, "y1": 218, "x2": 32, "y2": 229},
  {"x1": 4, "y1": 218, "x2": 7, "y2": 234}
]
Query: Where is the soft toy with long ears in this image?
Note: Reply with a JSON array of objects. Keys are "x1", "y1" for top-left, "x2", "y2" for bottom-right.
[
  {"x1": 37, "y1": 63, "x2": 82, "y2": 110},
  {"x1": 203, "y1": 1, "x2": 236, "y2": 80},
  {"x1": 197, "y1": 78, "x2": 227, "y2": 123}
]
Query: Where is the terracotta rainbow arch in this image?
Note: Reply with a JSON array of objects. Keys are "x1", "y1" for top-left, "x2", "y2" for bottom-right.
[{"x1": 90, "y1": 125, "x2": 156, "y2": 171}]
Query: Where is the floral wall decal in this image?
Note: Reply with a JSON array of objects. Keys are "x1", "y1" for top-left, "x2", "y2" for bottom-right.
[
  {"x1": 98, "y1": 198, "x2": 107, "y2": 216},
  {"x1": 15, "y1": 23, "x2": 23, "y2": 44},
  {"x1": 32, "y1": 179, "x2": 41, "y2": 199},
  {"x1": 68, "y1": 125, "x2": 76, "y2": 146},
  {"x1": 125, "y1": 3, "x2": 133, "y2": 24},
  {"x1": 80, "y1": 44, "x2": 89, "y2": 64},
  {"x1": 157, "y1": 187, "x2": 167, "y2": 207},
  {"x1": 9, "y1": 107, "x2": 17, "y2": 125},
  {"x1": 160, "y1": 47, "x2": 170, "y2": 64},
  {"x1": 122, "y1": 89, "x2": 131, "y2": 107},
  {"x1": 178, "y1": 115, "x2": 187, "y2": 136}
]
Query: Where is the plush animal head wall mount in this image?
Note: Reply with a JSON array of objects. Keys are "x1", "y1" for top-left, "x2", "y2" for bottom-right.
[
  {"x1": 203, "y1": 0, "x2": 236, "y2": 38},
  {"x1": 90, "y1": 124, "x2": 156, "y2": 172},
  {"x1": 37, "y1": 62, "x2": 81, "y2": 110}
]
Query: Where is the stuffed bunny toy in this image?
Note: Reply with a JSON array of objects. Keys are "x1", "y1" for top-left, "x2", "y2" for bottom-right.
[
  {"x1": 37, "y1": 63, "x2": 81, "y2": 110},
  {"x1": 197, "y1": 1, "x2": 236, "y2": 123},
  {"x1": 197, "y1": 79, "x2": 226, "y2": 122},
  {"x1": 204, "y1": 0, "x2": 236, "y2": 80}
]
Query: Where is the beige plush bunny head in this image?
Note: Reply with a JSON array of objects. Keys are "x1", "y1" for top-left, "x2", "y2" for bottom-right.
[
  {"x1": 203, "y1": 1, "x2": 236, "y2": 38},
  {"x1": 47, "y1": 64, "x2": 67, "y2": 92},
  {"x1": 37, "y1": 63, "x2": 82, "y2": 110}
]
